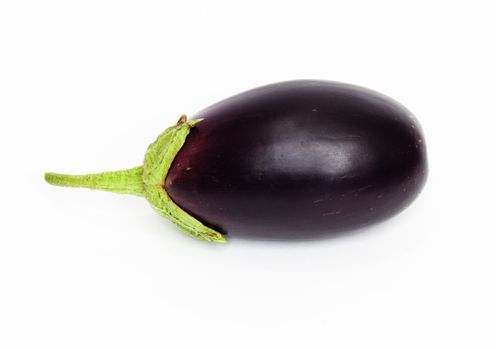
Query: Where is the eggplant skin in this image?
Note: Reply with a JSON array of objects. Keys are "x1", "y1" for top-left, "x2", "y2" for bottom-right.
[{"x1": 165, "y1": 80, "x2": 427, "y2": 240}]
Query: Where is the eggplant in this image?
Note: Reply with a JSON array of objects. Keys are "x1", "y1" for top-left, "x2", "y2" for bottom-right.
[{"x1": 45, "y1": 80, "x2": 427, "y2": 242}]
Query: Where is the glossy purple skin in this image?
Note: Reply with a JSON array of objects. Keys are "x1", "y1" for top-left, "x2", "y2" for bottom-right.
[{"x1": 165, "y1": 80, "x2": 427, "y2": 240}]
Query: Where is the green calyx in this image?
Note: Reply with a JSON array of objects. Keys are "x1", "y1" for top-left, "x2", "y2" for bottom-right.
[{"x1": 45, "y1": 115, "x2": 226, "y2": 243}]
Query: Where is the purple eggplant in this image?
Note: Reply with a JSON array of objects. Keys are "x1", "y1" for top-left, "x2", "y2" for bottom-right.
[{"x1": 45, "y1": 80, "x2": 427, "y2": 242}]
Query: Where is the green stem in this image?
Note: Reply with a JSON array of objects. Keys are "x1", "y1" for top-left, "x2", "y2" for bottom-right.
[
  {"x1": 44, "y1": 116, "x2": 225, "y2": 242},
  {"x1": 44, "y1": 166, "x2": 145, "y2": 197}
]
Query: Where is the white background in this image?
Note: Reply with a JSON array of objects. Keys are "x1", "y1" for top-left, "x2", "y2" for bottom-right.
[{"x1": 1, "y1": 1, "x2": 495, "y2": 349}]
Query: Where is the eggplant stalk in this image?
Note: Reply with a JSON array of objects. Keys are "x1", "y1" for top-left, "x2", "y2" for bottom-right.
[
  {"x1": 45, "y1": 166, "x2": 145, "y2": 196},
  {"x1": 44, "y1": 115, "x2": 225, "y2": 243}
]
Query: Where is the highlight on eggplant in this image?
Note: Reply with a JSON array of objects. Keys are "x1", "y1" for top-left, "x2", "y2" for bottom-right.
[{"x1": 45, "y1": 80, "x2": 427, "y2": 242}]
